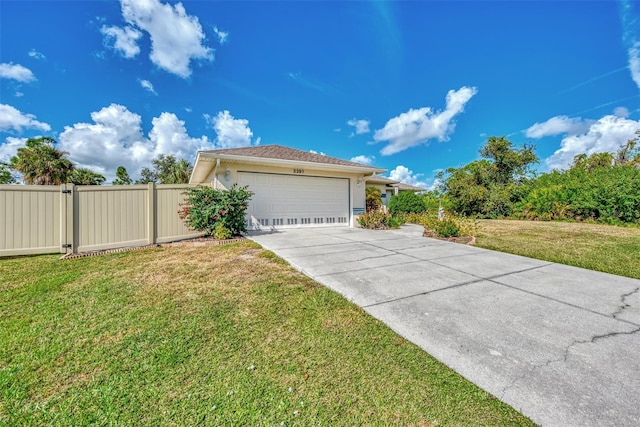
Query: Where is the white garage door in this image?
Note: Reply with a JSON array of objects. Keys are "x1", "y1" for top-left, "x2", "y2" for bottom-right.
[{"x1": 238, "y1": 172, "x2": 349, "y2": 229}]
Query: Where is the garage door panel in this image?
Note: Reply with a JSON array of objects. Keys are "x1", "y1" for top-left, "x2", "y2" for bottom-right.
[{"x1": 239, "y1": 172, "x2": 349, "y2": 229}]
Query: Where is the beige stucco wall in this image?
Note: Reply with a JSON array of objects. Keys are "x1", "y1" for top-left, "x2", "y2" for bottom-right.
[{"x1": 201, "y1": 161, "x2": 368, "y2": 227}]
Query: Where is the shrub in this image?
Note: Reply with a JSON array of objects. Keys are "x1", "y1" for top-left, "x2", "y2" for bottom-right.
[
  {"x1": 358, "y1": 211, "x2": 401, "y2": 229},
  {"x1": 179, "y1": 184, "x2": 253, "y2": 236},
  {"x1": 366, "y1": 187, "x2": 382, "y2": 212},
  {"x1": 213, "y1": 223, "x2": 232, "y2": 240},
  {"x1": 515, "y1": 165, "x2": 640, "y2": 224},
  {"x1": 388, "y1": 191, "x2": 426, "y2": 215},
  {"x1": 433, "y1": 219, "x2": 460, "y2": 238},
  {"x1": 407, "y1": 212, "x2": 479, "y2": 238}
]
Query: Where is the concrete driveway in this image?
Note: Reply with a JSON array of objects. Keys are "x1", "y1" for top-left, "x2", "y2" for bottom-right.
[{"x1": 248, "y1": 225, "x2": 640, "y2": 427}]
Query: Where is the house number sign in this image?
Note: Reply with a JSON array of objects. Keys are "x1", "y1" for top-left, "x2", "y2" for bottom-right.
[{"x1": 293, "y1": 168, "x2": 304, "y2": 174}]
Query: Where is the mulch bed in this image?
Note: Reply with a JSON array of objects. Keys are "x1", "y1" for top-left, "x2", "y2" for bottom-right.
[{"x1": 423, "y1": 230, "x2": 476, "y2": 245}]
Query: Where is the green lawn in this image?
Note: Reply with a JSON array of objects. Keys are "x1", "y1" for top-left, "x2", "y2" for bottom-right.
[
  {"x1": 475, "y1": 220, "x2": 640, "y2": 279},
  {"x1": 0, "y1": 242, "x2": 533, "y2": 426}
]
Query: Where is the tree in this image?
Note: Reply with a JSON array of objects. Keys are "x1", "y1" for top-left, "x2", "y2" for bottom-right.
[
  {"x1": 0, "y1": 162, "x2": 15, "y2": 184},
  {"x1": 10, "y1": 137, "x2": 74, "y2": 185},
  {"x1": 112, "y1": 166, "x2": 133, "y2": 185},
  {"x1": 136, "y1": 154, "x2": 192, "y2": 184},
  {"x1": 615, "y1": 131, "x2": 640, "y2": 167},
  {"x1": 442, "y1": 160, "x2": 493, "y2": 216},
  {"x1": 571, "y1": 152, "x2": 614, "y2": 171},
  {"x1": 479, "y1": 136, "x2": 538, "y2": 185},
  {"x1": 69, "y1": 168, "x2": 106, "y2": 185},
  {"x1": 136, "y1": 167, "x2": 156, "y2": 184},
  {"x1": 442, "y1": 136, "x2": 538, "y2": 217}
]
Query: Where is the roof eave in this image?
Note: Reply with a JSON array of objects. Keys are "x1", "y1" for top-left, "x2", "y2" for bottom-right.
[{"x1": 196, "y1": 151, "x2": 386, "y2": 175}]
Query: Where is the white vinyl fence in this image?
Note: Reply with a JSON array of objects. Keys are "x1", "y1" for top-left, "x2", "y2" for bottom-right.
[{"x1": 0, "y1": 183, "x2": 206, "y2": 257}]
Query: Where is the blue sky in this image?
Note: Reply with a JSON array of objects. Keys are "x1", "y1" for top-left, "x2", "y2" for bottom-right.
[{"x1": 2, "y1": 0, "x2": 640, "y2": 187}]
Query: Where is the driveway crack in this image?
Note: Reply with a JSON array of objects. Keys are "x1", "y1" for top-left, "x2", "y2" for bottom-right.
[
  {"x1": 500, "y1": 326, "x2": 640, "y2": 400},
  {"x1": 612, "y1": 287, "x2": 639, "y2": 319}
]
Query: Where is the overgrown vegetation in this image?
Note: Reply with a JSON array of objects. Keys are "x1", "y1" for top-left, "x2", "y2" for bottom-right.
[
  {"x1": 357, "y1": 210, "x2": 402, "y2": 229},
  {"x1": 435, "y1": 132, "x2": 640, "y2": 224},
  {"x1": 406, "y1": 213, "x2": 479, "y2": 238},
  {"x1": 516, "y1": 154, "x2": 640, "y2": 223},
  {"x1": 360, "y1": 187, "x2": 407, "y2": 229},
  {"x1": 439, "y1": 136, "x2": 538, "y2": 218},
  {"x1": 179, "y1": 185, "x2": 252, "y2": 236},
  {"x1": 388, "y1": 190, "x2": 427, "y2": 216},
  {"x1": 0, "y1": 244, "x2": 534, "y2": 426}
]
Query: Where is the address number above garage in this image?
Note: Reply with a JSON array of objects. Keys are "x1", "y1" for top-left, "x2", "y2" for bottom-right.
[{"x1": 293, "y1": 168, "x2": 304, "y2": 174}]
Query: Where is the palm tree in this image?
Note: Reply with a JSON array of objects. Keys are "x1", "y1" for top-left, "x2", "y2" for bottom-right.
[
  {"x1": 10, "y1": 137, "x2": 74, "y2": 185},
  {"x1": 70, "y1": 168, "x2": 106, "y2": 185},
  {"x1": 170, "y1": 158, "x2": 192, "y2": 184}
]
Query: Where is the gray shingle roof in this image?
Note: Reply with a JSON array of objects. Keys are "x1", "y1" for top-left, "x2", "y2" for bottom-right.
[{"x1": 200, "y1": 145, "x2": 375, "y2": 168}]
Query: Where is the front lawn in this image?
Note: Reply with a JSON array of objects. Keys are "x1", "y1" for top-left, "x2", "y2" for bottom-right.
[
  {"x1": 475, "y1": 219, "x2": 640, "y2": 279},
  {"x1": 0, "y1": 242, "x2": 533, "y2": 426}
]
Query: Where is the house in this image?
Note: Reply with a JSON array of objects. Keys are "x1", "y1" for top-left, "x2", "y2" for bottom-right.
[
  {"x1": 189, "y1": 145, "x2": 385, "y2": 229},
  {"x1": 366, "y1": 175, "x2": 425, "y2": 206}
]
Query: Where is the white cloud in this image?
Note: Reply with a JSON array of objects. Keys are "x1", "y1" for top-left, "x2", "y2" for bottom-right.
[
  {"x1": 350, "y1": 154, "x2": 374, "y2": 165},
  {"x1": 58, "y1": 104, "x2": 212, "y2": 181},
  {"x1": 0, "y1": 63, "x2": 36, "y2": 83},
  {"x1": 148, "y1": 112, "x2": 211, "y2": 161},
  {"x1": 388, "y1": 165, "x2": 428, "y2": 189},
  {"x1": 118, "y1": 0, "x2": 213, "y2": 78},
  {"x1": 205, "y1": 110, "x2": 255, "y2": 148},
  {"x1": 139, "y1": 79, "x2": 157, "y2": 95},
  {"x1": 28, "y1": 49, "x2": 46, "y2": 60},
  {"x1": 0, "y1": 137, "x2": 27, "y2": 162},
  {"x1": 213, "y1": 26, "x2": 229, "y2": 44},
  {"x1": 100, "y1": 25, "x2": 142, "y2": 58},
  {"x1": 374, "y1": 86, "x2": 478, "y2": 155},
  {"x1": 620, "y1": 0, "x2": 640, "y2": 89},
  {"x1": 347, "y1": 119, "x2": 370, "y2": 136},
  {"x1": 544, "y1": 114, "x2": 640, "y2": 170},
  {"x1": 0, "y1": 104, "x2": 51, "y2": 132},
  {"x1": 614, "y1": 107, "x2": 630, "y2": 118},
  {"x1": 626, "y1": 44, "x2": 640, "y2": 89},
  {"x1": 15, "y1": 92, "x2": 24, "y2": 98},
  {"x1": 525, "y1": 115, "x2": 593, "y2": 138},
  {"x1": 309, "y1": 149, "x2": 326, "y2": 156}
]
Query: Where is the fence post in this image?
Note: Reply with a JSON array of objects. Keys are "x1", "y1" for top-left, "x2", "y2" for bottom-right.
[
  {"x1": 59, "y1": 184, "x2": 66, "y2": 254},
  {"x1": 148, "y1": 182, "x2": 156, "y2": 245},
  {"x1": 60, "y1": 183, "x2": 76, "y2": 254}
]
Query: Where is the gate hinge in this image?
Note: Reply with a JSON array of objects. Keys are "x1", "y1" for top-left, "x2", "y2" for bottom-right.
[
  {"x1": 62, "y1": 190, "x2": 72, "y2": 194},
  {"x1": 61, "y1": 244, "x2": 72, "y2": 249}
]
